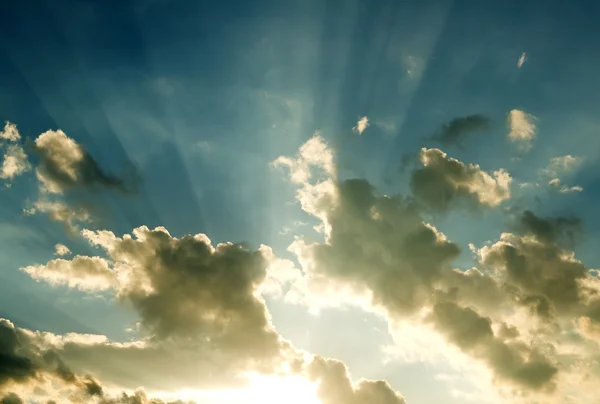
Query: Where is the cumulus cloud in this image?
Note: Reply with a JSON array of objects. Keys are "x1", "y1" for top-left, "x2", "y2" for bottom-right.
[
  {"x1": 16, "y1": 225, "x2": 303, "y2": 394},
  {"x1": 430, "y1": 115, "x2": 491, "y2": 148},
  {"x1": 54, "y1": 243, "x2": 71, "y2": 256},
  {"x1": 507, "y1": 109, "x2": 537, "y2": 151},
  {"x1": 307, "y1": 356, "x2": 406, "y2": 404},
  {"x1": 0, "y1": 122, "x2": 20, "y2": 142},
  {"x1": 352, "y1": 116, "x2": 369, "y2": 135},
  {"x1": 410, "y1": 148, "x2": 512, "y2": 211},
  {"x1": 274, "y1": 135, "x2": 600, "y2": 400},
  {"x1": 517, "y1": 52, "x2": 527, "y2": 68},
  {"x1": 32, "y1": 129, "x2": 135, "y2": 195},
  {"x1": 0, "y1": 122, "x2": 30, "y2": 181},
  {"x1": 21, "y1": 256, "x2": 116, "y2": 291},
  {"x1": 0, "y1": 145, "x2": 30, "y2": 181}
]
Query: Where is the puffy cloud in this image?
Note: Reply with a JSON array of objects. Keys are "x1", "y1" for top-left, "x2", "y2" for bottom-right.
[
  {"x1": 21, "y1": 256, "x2": 116, "y2": 291},
  {"x1": 18, "y1": 225, "x2": 300, "y2": 393},
  {"x1": 517, "y1": 52, "x2": 527, "y2": 68},
  {"x1": 429, "y1": 301, "x2": 558, "y2": 391},
  {"x1": 0, "y1": 122, "x2": 30, "y2": 182},
  {"x1": 32, "y1": 129, "x2": 135, "y2": 195},
  {"x1": 430, "y1": 115, "x2": 491, "y2": 148},
  {"x1": 507, "y1": 109, "x2": 536, "y2": 151},
  {"x1": 352, "y1": 116, "x2": 369, "y2": 135},
  {"x1": 410, "y1": 148, "x2": 511, "y2": 211},
  {"x1": 0, "y1": 122, "x2": 20, "y2": 142},
  {"x1": 517, "y1": 210, "x2": 581, "y2": 246},
  {"x1": 54, "y1": 244, "x2": 71, "y2": 256},
  {"x1": 0, "y1": 145, "x2": 30, "y2": 181},
  {"x1": 275, "y1": 136, "x2": 600, "y2": 399},
  {"x1": 307, "y1": 356, "x2": 406, "y2": 404}
]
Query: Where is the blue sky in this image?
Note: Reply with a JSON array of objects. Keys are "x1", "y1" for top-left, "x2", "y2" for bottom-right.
[{"x1": 2, "y1": 1, "x2": 600, "y2": 403}]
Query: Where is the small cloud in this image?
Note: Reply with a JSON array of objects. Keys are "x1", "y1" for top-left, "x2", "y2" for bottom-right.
[
  {"x1": 430, "y1": 115, "x2": 491, "y2": 149},
  {"x1": 1, "y1": 144, "x2": 30, "y2": 180},
  {"x1": 353, "y1": 116, "x2": 369, "y2": 135},
  {"x1": 0, "y1": 121, "x2": 21, "y2": 142},
  {"x1": 194, "y1": 140, "x2": 213, "y2": 153},
  {"x1": 549, "y1": 178, "x2": 583, "y2": 193},
  {"x1": 517, "y1": 52, "x2": 527, "y2": 68},
  {"x1": 54, "y1": 243, "x2": 72, "y2": 256},
  {"x1": 507, "y1": 109, "x2": 536, "y2": 151}
]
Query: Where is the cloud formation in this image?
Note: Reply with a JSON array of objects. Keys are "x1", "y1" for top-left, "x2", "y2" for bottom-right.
[
  {"x1": 274, "y1": 135, "x2": 600, "y2": 401},
  {"x1": 32, "y1": 129, "x2": 134, "y2": 195},
  {"x1": 507, "y1": 109, "x2": 537, "y2": 151},
  {"x1": 542, "y1": 155, "x2": 583, "y2": 193},
  {"x1": 307, "y1": 356, "x2": 406, "y2": 404},
  {"x1": 0, "y1": 122, "x2": 30, "y2": 181},
  {"x1": 430, "y1": 115, "x2": 491, "y2": 148},
  {"x1": 410, "y1": 148, "x2": 512, "y2": 211}
]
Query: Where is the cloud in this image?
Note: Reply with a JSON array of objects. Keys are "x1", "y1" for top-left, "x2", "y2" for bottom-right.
[
  {"x1": 517, "y1": 52, "x2": 527, "y2": 68},
  {"x1": 430, "y1": 115, "x2": 491, "y2": 148},
  {"x1": 275, "y1": 135, "x2": 600, "y2": 399},
  {"x1": 307, "y1": 356, "x2": 406, "y2": 404},
  {"x1": 517, "y1": 210, "x2": 581, "y2": 246},
  {"x1": 410, "y1": 148, "x2": 511, "y2": 211},
  {"x1": 542, "y1": 155, "x2": 583, "y2": 193},
  {"x1": 17, "y1": 225, "x2": 300, "y2": 393},
  {"x1": 32, "y1": 129, "x2": 137, "y2": 195},
  {"x1": 0, "y1": 122, "x2": 20, "y2": 142},
  {"x1": 0, "y1": 145, "x2": 30, "y2": 181},
  {"x1": 507, "y1": 110, "x2": 536, "y2": 151},
  {"x1": 25, "y1": 200, "x2": 91, "y2": 234},
  {"x1": 0, "y1": 122, "x2": 30, "y2": 182},
  {"x1": 21, "y1": 256, "x2": 116, "y2": 291},
  {"x1": 54, "y1": 244, "x2": 71, "y2": 256},
  {"x1": 352, "y1": 116, "x2": 369, "y2": 135}
]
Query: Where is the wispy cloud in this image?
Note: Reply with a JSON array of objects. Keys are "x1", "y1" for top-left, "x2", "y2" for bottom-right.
[{"x1": 517, "y1": 52, "x2": 527, "y2": 68}]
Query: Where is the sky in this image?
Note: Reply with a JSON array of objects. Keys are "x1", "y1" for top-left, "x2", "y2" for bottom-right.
[{"x1": 1, "y1": 0, "x2": 600, "y2": 403}]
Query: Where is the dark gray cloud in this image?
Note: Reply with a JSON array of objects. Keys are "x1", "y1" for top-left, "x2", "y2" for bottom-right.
[
  {"x1": 0, "y1": 319, "x2": 38, "y2": 386},
  {"x1": 517, "y1": 210, "x2": 581, "y2": 246},
  {"x1": 430, "y1": 115, "x2": 491, "y2": 149}
]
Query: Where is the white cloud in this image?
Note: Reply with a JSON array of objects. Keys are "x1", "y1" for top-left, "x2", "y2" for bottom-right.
[
  {"x1": 0, "y1": 121, "x2": 20, "y2": 142},
  {"x1": 0, "y1": 144, "x2": 30, "y2": 180},
  {"x1": 353, "y1": 116, "x2": 369, "y2": 135},
  {"x1": 507, "y1": 109, "x2": 536, "y2": 151},
  {"x1": 54, "y1": 243, "x2": 72, "y2": 256},
  {"x1": 517, "y1": 52, "x2": 527, "y2": 68}
]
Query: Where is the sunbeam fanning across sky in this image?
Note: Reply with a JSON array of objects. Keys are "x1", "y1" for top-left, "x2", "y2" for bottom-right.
[{"x1": 2, "y1": 1, "x2": 600, "y2": 403}]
